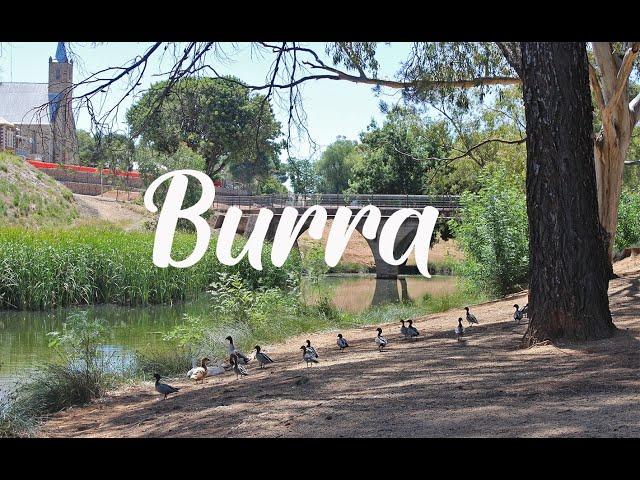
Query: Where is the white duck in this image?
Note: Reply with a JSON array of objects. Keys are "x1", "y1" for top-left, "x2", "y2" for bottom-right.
[{"x1": 187, "y1": 357, "x2": 209, "y2": 384}]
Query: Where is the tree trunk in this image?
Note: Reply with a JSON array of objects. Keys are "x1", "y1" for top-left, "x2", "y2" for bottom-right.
[
  {"x1": 593, "y1": 97, "x2": 633, "y2": 267},
  {"x1": 520, "y1": 42, "x2": 615, "y2": 346}
]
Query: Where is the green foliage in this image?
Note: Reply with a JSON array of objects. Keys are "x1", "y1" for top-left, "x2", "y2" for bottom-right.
[
  {"x1": 47, "y1": 311, "x2": 110, "y2": 369},
  {"x1": 133, "y1": 347, "x2": 193, "y2": 378},
  {"x1": 135, "y1": 143, "x2": 209, "y2": 229},
  {"x1": 1, "y1": 311, "x2": 119, "y2": 437},
  {"x1": 285, "y1": 157, "x2": 319, "y2": 195},
  {"x1": 257, "y1": 175, "x2": 288, "y2": 194},
  {"x1": 0, "y1": 226, "x2": 301, "y2": 310},
  {"x1": 126, "y1": 76, "x2": 282, "y2": 180},
  {"x1": 315, "y1": 137, "x2": 359, "y2": 193},
  {"x1": 450, "y1": 164, "x2": 528, "y2": 296},
  {"x1": 348, "y1": 106, "x2": 452, "y2": 194},
  {"x1": 300, "y1": 241, "x2": 329, "y2": 280},
  {"x1": 615, "y1": 188, "x2": 640, "y2": 251}
]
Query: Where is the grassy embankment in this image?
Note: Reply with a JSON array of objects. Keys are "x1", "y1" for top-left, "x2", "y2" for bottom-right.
[{"x1": 0, "y1": 152, "x2": 78, "y2": 227}]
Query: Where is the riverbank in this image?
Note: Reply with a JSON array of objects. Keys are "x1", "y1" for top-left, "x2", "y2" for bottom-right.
[{"x1": 37, "y1": 257, "x2": 640, "y2": 437}]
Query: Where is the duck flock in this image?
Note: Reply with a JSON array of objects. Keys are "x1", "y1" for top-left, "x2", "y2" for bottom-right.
[{"x1": 154, "y1": 303, "x2": 529, "y2": 399}]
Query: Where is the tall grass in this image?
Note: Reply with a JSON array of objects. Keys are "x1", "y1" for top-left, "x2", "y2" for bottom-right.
[{"x1": 0, "y1": 226, "x2": 301, "y2": 310}]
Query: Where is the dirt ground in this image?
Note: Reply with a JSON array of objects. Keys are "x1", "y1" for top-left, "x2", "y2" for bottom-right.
[
  {"x1": 39, "y1": 257, "x2": 640, "y2": 438},
  {"x1": 73, "y1": 193, "x2": 151, "y2": 231}
]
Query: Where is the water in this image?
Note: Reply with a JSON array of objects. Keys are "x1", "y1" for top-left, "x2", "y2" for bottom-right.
[{"x1": 0, "y1": 274, "x2": 457, "y2": 396}]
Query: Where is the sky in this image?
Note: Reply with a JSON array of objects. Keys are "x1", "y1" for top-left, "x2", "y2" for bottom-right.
[{"x1": 0, "y1": 42, "x2": 414, "y2": 160}]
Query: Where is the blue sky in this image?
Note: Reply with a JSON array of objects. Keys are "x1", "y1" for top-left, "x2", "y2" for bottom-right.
[{"x1": 0, "y1": 42, "x2": 414, "y2": 160}]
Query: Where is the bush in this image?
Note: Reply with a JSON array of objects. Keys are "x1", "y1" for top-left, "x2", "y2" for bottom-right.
[
  {"x1": 301, "y1": 241, "x2": 329, "y2": 280},
  {"x1": 450, "y1": 164, "x2": 528, "y2": 296},
  {"x1": 615, "y1": 188, "x2": 640, "y2": 252},
  {"x1": 0, "y1": 312, "x2": 119, "y2": 437},
  {"x1": 134, "y1": 347, "x2": 193, "y2": 378}
]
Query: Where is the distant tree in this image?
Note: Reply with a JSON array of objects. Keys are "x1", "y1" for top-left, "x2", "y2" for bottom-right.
[
  {"x1": 285, "y1": 157, "x2": 318, "y2": 195},
  {"x1": 76, "y1": 129, "x2": 96, "y2": 166},
  {"x1": 258, "y1": 175, "x2": 288, "y2": 194},
  {"x1": 135, "y1": 143, "x2": 207, "y2": 222},
  {"x1": 126, "y1": 76, "x2": 282, "y2": 180},
  {"x1": 348, "y1": 106, "x2": 452, "y2": 195},
  {"x1": 315, "y1": 137, "x2": 359, "y2": 193}
]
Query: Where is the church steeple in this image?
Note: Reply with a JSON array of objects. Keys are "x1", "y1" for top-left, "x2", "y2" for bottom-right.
[{"x1": 55, "y1": 42, "x2": 68, "y2": 63}]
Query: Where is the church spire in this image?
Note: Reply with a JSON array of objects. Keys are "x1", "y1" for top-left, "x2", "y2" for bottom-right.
[{"x1": 55, "y1": 42, "x2": 68, "y2": 63}]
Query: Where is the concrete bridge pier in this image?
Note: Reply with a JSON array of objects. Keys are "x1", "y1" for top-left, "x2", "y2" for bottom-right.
[{"x1": 357, "y1": 217, "x2": 418, "y2": 279}]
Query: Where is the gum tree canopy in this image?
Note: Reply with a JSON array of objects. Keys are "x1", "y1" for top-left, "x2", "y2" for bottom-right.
[{"x1": 126, "y1": 75, "x2": 282, "y2": 179}]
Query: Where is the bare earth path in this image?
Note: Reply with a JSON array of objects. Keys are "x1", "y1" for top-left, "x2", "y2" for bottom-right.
[
  {"x1": 73, "y1": 194, "x2": 151, "y2": 231},
  {"x1": 39, "y1": 258, "x2": 640, "y2": 437}
]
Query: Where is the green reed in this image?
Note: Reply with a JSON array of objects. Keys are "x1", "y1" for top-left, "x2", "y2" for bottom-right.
[{"x1": 0, "y1": 226, "x2": 300, "y2": 311}]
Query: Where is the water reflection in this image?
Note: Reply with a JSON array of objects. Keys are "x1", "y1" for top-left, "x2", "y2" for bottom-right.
[{"x1": 302, "y1": 275, "x2": 458, "y2": 313}]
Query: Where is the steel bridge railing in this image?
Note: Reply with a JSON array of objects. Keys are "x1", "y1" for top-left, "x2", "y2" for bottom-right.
[{"x1": 213, "y1": 193, "x2": 461, "y2": 210}]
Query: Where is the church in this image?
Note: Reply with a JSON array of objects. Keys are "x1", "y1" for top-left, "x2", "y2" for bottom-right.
[{"x1": 0, "y1": 42, "x2": 78, "y2": 163}]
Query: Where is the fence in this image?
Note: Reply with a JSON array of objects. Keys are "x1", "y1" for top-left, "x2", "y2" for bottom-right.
[{"x1": 213, "y1": 193, "x2": 461, "y2": 210}]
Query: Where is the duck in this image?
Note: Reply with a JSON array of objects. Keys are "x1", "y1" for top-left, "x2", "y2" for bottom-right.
[
  {"x1": 300, "y1": 345, "x2": 319, "y2": 367},
  {"x1": 187, "y1": 357, "x2": 210, "y2": 384},
  {"x1": 375, "y1": 327, "x2": 388, "y2": 351},
  {"x1": 521, "y1": 303, "x2": 529, "y2": 317},
  {"x1": 464, "y1": 306, "x2": 479, "y2": 325},
  {"x1": 225, "y1": 335, "x2": 250, "y2": 364},
  {"x1": 230, "y1": 353, "x2": 248, "y2": 380},
  {"x1": 254, "y1": 345, "x2": 274, "y2": 369},
  {"x1": 337, "y1": 333, "x2": 349, "y2": 351},
  {"x1": 455, "y1": 318, "x2": 465, "y2": 342},
  {"x1": 153, "y1": 373, "x2": 180, "y2": 399},
  {"x1": 400, "y1": 320, "x2": 409, "y2": 338},
  {"x1": 305, "y1": 339, "x2": 319, "y2": 359},
  {"x1": 406, "y1": 319, "x2": 420, "y2": 338},
  {"x1": 513, "y1": 304, "x2": 524, "y2": 323}
]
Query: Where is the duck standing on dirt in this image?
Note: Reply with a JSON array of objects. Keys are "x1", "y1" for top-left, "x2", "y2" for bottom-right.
[
  {"x1": 254, "y1": 345, "x2": 274, "y2": 369},
  {"x1": 375, "y1": 327, "x2": 388, "y2": 351},
  {"x1": 465, "y1": 307, "x2": 479, "y2": 326},
  {"x1": 300, "y1": 345, "x2": 319, "y2": 367},
  {"x1": 455, "y1": 318, "x2": 465, "y2": 342},
  {"x1": 187, "y1": 357, "x2": 209, "y2": 384},
  {"x1": 226, "y1": 336, "x2": 250, "y2": 364},
  {"x1": 406, "y1": 319, "x2": 420, "y2": 338},
  {"x1": 400, "y1": 320, "x2": 409, "y2": 338},
  {"x1": 305, "y1": 339, "x2": 319, "y2": 359},
  {"x1": 513, "y1": 304, "x2": 525, "y2": 324},
  {"x1": 337, "y1": 333, "x2": 349, "y2": 351},
  {"x1": 230, "y1": 353, "x2": 248, "y2": 380},
  {"x1": 153, "y1": 373, "x2": 180, "y2": 399}
]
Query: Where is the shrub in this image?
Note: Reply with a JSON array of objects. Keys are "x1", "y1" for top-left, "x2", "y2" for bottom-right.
[
  {"x1": 449, "y1": 164, "x2": 528, "y2": 296},
  {"x1": 615, "y1": 188, "x2": 640, "y2": 252}
]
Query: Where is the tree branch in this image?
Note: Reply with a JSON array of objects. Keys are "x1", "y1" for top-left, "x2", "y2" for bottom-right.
[{"x1": 607, "y1": 42, "x2": 640, "y2": 115}]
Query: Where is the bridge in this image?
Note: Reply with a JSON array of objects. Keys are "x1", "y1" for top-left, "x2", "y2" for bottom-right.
[{"x1": 211, "y1": 193, "x2": 461, "y2": 280}]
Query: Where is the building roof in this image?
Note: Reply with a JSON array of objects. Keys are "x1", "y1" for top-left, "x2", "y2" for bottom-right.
[
  {"x1": 0, "y1": 116, "x2": 15, "y2": 127},
  {"x1": 0, "y1": 82, "x2": 51, "y2": 125}
]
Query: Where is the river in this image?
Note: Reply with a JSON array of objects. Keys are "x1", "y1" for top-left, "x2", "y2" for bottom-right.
[{"x1": 0, "y1": 274, "x2": 458, "y2": 396}]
